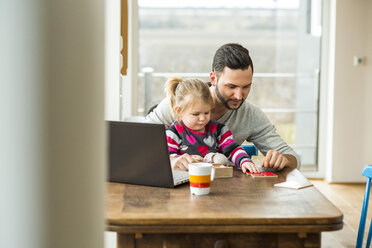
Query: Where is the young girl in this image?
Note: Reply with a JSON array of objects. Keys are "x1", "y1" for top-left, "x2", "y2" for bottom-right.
[{"x1": 165, "y1": 77, "x2": 260, "y2": 173}]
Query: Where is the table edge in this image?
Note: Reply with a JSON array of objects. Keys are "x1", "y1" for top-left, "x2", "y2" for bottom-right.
[{"x1": 106, "y1": 222, "x2": 343, "y2": 233}]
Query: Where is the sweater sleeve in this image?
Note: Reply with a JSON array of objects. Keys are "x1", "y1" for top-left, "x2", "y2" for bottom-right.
[
  {"x1": 166, "y1": 123, "x2": 183, "y2": 157},
  {"x1": 249, "y1": 106, "x2": 300, "y2": 168},
  {"x1": 145, "y1": 97, "x2": 175, "y2": 128},
  {"x1": 216, "y1": 124, "x2": 252, "y2": 168},
  {"x1": 220, "y1": 102, "x2": 300, "y2": 168}
]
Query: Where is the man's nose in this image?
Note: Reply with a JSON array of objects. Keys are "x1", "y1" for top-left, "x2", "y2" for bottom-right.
[{"x1": 233, "y1": 89, "x2": 243, "y2": 100}]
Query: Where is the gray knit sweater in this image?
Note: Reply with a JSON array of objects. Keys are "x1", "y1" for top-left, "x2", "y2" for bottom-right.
[{"x1": 146, "y1": 97, "x2": 300, "y2": 168}]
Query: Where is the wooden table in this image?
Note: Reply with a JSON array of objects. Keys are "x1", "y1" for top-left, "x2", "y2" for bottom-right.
[{"x1": 106, "y1": 168, "x2": 343, "y2": 248}]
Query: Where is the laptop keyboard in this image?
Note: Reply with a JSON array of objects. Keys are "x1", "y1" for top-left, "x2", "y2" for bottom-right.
[{"x1": 172, "y1": 170, "x2": 189, "y2": 185}]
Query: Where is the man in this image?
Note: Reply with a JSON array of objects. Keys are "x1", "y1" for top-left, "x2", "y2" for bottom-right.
[{"x1": 146, "y1": 43, "x2": 299, "y2": 171}]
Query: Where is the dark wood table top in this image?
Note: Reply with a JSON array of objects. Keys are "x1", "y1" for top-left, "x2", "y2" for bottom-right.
[{"x1": 106, "y1": 167, "x2": 343, "y2": 233}]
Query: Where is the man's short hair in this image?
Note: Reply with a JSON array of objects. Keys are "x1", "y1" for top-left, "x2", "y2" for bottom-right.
[{"x1": 212, "y1": 43, "x2": 254, "y2": 75}]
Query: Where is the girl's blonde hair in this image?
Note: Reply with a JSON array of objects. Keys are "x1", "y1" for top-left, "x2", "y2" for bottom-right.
[{"x1": 166, "y1": 77, "x2": 213, "y2": 118}]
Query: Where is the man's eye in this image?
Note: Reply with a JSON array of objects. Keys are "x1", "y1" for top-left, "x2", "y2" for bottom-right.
[{"x1": 205, "y1": 112, "x2": 210, "y2": 115}]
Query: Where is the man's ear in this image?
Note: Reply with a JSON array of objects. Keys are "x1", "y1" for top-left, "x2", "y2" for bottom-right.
[{"x1": 210, "y1": 71, "x2": 217, "y2": 86}]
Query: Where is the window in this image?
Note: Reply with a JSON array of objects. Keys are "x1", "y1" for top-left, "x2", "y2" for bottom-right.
[{"x1": 132, "y1": 0, "x2": 322, "y2": 170}]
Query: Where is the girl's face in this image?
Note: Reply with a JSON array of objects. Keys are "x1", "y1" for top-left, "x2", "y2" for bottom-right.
[{"x1": 179, "y1": 101, "x2": 211, "y2": 132}]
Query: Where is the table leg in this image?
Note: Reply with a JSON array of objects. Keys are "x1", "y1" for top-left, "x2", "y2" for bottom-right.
[
  {"x1": 117, "y1": 233, "x2": 134, "y2": 248},
  {"x1": 277, "y1": 233, "x2": 320, "y2": 248},
  {"x1": 304, "y1": 233, "x2": 321, "y2": 248}
]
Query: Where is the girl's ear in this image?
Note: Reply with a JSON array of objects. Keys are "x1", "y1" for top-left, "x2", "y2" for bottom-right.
[
  {"x1": 174, "y1": 106, "x2": 180, "y2": 115},
  {"x1": 174, "y1": 107, "x2": 183, "y2": 121}
]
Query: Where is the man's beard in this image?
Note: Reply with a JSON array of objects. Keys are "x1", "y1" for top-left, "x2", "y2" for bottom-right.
[{"x1": 215, "y1": 83, "x2": 245, "y2": 110}]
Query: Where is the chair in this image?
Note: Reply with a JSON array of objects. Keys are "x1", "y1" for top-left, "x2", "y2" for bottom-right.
[
  {"x1": 241, "y1": 144, "x2": 258, "y2": 157},
  {"x1": 356, "y1": 164, "x2": 372, "y2": 248}
]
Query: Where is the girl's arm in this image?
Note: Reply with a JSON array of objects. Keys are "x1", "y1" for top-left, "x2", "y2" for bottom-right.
[
  {"x1": 166, "y1": 126, "x2": 203, "y2": 170},
  {"x1": 217, "y1": 125, "x2": 259, "y2": 172},
  {"x1": 166, "y1": 128, "x2": 182, "y2": 157}
]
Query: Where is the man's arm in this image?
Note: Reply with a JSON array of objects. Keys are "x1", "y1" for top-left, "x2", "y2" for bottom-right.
[
  {"x1": 246, "y1": 104, "x2": 300, "y2": 169},
  {"x1": 145, "y1": 98, "x2": 175, "y2": 127},
  {"x1": 284, "y1": 154, "x2": 297, "y2": 169}
]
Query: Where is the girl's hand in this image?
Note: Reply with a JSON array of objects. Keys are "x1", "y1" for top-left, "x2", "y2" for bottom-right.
[
  {"x1": 170, "y1": 154, "x2": 204, "y2": 171},
  {"x1": 241, "y1": 161, "x2": 260, "y2": 173}
]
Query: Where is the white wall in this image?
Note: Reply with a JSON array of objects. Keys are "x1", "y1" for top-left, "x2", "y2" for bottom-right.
[
  {"x1": 326, "y1": 0, "x2": 371, "y2": 182},
  {"x1": 0, "y1": 1, "x2": 105, "y2": 248},
  {"x1": 363, "y1": 1, "x2": 372, "y2": 168}
]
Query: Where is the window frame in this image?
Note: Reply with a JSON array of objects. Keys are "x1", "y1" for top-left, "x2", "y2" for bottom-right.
[{"x1": 121, "y1": 0, "x2": 333, "y2": 177}]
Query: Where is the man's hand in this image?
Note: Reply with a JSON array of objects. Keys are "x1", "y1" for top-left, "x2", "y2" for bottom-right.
[
  {"x1": 261, "y1": 150, "x2": 297, "y2": 170},
  {"x1": 170, "y1": 154, "x2": 204, "y2": 171}
]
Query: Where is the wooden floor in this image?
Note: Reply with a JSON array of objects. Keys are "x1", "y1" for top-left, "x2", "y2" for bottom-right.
[
  {"x1": 310, "y1": 179, "x2": 369, "y2": 248},
  {"x1": 104, "y1": 180, "x2": 369, "y2": 248}
]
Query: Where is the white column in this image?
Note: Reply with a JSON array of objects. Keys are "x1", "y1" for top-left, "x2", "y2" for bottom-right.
[
  {"x1": 122, "y1": 0, "x2": 139, "y2": 118},
  {"x1": 47, "y1": 0, "x2": 105, "y2": 247},
  {"x1": 105, "y1": 0, "x2": 121, "y2": 121},
  {"x1": 0, "y1": 0, "x2": 105, "y2": 247},
  {"x1": 0, "y1": 1, "x2": 48, "y2": 247}
]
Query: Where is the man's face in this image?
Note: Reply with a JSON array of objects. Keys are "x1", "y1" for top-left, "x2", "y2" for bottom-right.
[{"x1": 210, "y1": 67, "x2": 253, "y2": 110}]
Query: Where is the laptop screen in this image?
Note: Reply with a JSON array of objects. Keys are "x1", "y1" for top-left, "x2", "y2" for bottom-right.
[{"x1": 108, "y1": 121, "x2": 176, "y2": 188}]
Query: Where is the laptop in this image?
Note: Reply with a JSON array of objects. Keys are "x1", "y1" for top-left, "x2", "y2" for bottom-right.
[{"x1": 108, "y1": 120, "x2": 189, "y2": 188}]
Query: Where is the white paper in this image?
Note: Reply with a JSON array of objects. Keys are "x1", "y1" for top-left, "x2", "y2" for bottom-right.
[{"x1": 274, "y1": 169, "x2": 313, "y2": 189}]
